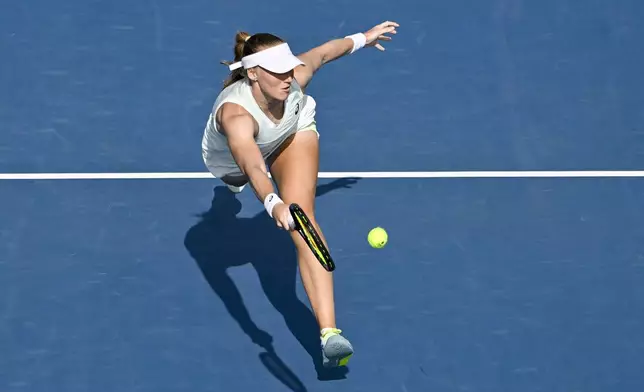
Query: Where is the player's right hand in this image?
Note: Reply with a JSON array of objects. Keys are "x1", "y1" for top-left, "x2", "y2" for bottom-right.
[{"x1": 272, "y1": 203, "x2": 295, "y2": 231}]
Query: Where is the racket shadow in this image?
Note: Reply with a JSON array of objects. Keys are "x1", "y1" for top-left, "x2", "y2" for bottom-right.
[{"x1": 183, "y1": 178, "x2": 359, "y2": 386}]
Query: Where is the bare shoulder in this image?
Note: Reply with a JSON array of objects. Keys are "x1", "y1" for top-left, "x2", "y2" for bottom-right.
[
  {"x1": 293, "y1": 60, "x2": 314, "y2": 90},
  {"x1": 294, "y1": 43, "x2": 329, "y2": 89},
  {"x1": 216, "y1": 102, "x2": 257, "y2": 138}
]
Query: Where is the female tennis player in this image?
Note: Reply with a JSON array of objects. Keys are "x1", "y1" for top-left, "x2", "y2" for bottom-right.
[{"x1": 201, "y1": 20, "x2": 398, "y2": 368}]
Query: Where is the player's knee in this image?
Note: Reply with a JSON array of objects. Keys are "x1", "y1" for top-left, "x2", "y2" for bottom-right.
[{"x1": 286, "y1": 200, "x2": 315, "y2": 220}]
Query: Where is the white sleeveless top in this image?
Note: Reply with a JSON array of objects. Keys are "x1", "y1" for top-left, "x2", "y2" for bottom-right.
[{"x1": 201, "y1": 78, "x2": 311, "y2": 178}]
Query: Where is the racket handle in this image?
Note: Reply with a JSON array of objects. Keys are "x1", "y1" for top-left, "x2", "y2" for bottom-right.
[{"x1": 287, "y1": 214, "x2": 296, "y2": 231}]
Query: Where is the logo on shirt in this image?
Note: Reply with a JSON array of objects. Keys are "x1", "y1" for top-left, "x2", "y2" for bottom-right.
[{"x1": 295, "y1": 102, "x2": 300, "y2": 115}]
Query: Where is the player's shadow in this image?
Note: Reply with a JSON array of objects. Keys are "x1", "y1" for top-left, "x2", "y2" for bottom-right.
[{"x1": 184, "y1": 178, "x2": 359, "y2": 389}]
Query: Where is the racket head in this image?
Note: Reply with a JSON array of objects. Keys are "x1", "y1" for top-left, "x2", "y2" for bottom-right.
[{"x1": 289, "y1": 203, "x2": 335, "y2": 272}]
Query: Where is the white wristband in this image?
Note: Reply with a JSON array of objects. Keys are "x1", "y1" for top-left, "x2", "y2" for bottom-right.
[
  {"x1": 344, "y1": 33, "x2": 366, "y2": 54},
  {"x1": 264, "y1": 193, "x2": 283, "y2": 218}
]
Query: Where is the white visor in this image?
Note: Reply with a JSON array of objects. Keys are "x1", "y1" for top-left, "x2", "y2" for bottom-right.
[{"x1": 228, "y1": 43, "x2": 304, "y2": 74}]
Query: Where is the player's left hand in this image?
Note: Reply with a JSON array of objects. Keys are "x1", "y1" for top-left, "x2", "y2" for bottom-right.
[{"x1": 364, "y1": 21, "x2": 399, "y2": 51}]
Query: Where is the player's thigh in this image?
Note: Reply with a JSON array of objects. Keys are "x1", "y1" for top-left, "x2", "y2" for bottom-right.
[{"x1": 269, "y1": 130, "x2": 320, "y2": 213}]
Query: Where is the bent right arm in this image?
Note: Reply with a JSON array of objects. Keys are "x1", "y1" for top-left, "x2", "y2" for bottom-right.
[
  {"x1": 218, "y1": 103, "x2": 293, "y2": 229},
  {"x1": 218, "y1": 103, "x2": 275, "y2": 203}
]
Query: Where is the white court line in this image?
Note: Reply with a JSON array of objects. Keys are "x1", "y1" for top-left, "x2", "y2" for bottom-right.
[{"x1": 1, "y1": 171, "x2": 644, "y2": 180}]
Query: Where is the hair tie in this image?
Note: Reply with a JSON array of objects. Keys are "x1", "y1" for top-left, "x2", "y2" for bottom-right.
[{"x1": 245, "y1": 35, "x2": 251, "y2": 42}]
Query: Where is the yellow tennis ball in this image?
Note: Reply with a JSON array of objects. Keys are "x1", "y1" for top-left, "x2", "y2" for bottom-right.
[{"x1": 368, "y1": 227, "x2": 388, "y2": 248}]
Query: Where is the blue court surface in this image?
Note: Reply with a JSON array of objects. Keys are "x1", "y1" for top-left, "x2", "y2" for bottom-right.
[{"x1": 2, "y1": 1, "x2": 644, "y2": 391}]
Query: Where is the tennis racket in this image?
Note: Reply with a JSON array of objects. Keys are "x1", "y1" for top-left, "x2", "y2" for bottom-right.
[{"x1": 289, "y1": 203, "x2": 336, "y2": 272}]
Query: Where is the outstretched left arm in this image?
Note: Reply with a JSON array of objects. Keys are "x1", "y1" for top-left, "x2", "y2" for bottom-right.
[{"x1": 294, "y1": 21, "x2": 399, "y2": 89}]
